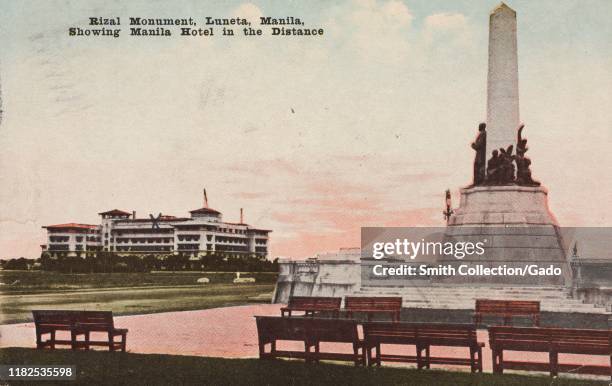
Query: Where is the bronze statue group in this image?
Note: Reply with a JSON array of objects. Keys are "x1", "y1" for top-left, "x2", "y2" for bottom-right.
[{"x1": 471, "y1": 123, "x2": 540, "y2": 187}]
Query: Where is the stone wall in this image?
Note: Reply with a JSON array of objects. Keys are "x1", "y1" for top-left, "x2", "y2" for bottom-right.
[
  {"x1": 570, "y1": 259, "x2": 612, "y2": 311},
  {"x1": 272, "y1": 259, "x2": 360, "y2": 303}
]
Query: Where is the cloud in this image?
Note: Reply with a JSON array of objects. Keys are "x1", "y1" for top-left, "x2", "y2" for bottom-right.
[
  {"x1": 232, "y1": 3, "x2": 263, "y2": 23},
  {"x1": 424, "y1": 13, "x2": 467, "y2": 30},
  {"x1": 324, "y1": 0, "x2": 415, "y2": 63},
  {"x1": 381, "y1": 1, "x2": 413, "y2": 25}
]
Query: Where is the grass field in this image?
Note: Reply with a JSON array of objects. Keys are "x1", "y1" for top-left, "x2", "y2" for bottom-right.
[
  {"x1": 0, "y1": 270, "x2": 277, "y2": 293},
  {"x1": 0, "y1": 271, "x2": 276, "y2": 324},
  {"x1": 1, "y1": 348, "x2": 606, "y2": 386}
]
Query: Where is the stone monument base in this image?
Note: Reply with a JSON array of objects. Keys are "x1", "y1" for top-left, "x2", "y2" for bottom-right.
[
  {"x1": 438, "y1": 185, "x2": 570, "y2": 285},
  {"x1": 449, "y1": 185, "x2": 557, "y2": 226}
]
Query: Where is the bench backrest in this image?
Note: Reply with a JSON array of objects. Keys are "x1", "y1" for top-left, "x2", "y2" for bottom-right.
[
  {"x1": 32, "y1": 310, "x2": 76, "y2": 329},
  {"x1": 489, "y1": 326, "x2": 611, "y2": 354},
  {"x1": 287, "y1": 296, "x2": 342, "y2": 310},
  {"x1": 307, "y1": 318, "x2": 359, "y2": 343},
  {"x1": 255, "y1": 316, "x2": 310, "y2": 342},
  {"x1": 32, "y1": 310, "x2": 115, "y2": 331},
  {"x1": 475, "y1": 299, "x2": 539, "y2": 315},
  {"x1": 364, "y1": 322, "x2": 479, "y2": 347},
  {"x1": 344, "y1": 296, "x2": 402, "y2": 311},
  {"x1": 74, "y1": 311, "x2": 115, "y2": 331},
  {"x1": 255, "y1": 316, "x2": 359, "y2": 344}
]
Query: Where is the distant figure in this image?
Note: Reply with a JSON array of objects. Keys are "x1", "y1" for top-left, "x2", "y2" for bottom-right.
[{"x1": 471, "y1": 123, "x2": 487, "y2": 186}]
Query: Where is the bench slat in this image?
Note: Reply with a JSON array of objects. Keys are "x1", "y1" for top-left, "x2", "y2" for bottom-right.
[{"x1": 474, "y1": 299, "x2": 540, "y2": 326}]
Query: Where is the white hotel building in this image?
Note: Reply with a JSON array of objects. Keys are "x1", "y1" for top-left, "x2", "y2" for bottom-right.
[{"x1": 41, "y1": 205, "x2": 271, "y2": 259}]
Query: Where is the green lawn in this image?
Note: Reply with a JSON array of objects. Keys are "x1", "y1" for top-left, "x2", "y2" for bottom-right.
[
  {"x1": 0, "y1": 270, "x2": 278, "y2": 294},
  {"x1": 0, "y1": 348, "x2": 605, "y2": 386},
  {"x1": 0, "y1": 271, "x2": 276, "y2": 324}
]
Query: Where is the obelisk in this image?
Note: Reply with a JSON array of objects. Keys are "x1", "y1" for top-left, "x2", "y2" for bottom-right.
[
  {"x1": 439, "y1": 3, "x2": 568, "y2": 286},
  {"x1": 486, "y1": 3, "x2": 519, "y2": 154}
]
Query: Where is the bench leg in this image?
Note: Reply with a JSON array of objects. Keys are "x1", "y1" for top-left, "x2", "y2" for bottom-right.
[
  {"x1": 108, "y1": 332, "x2": 115, "y2": 352},
  {"x1": 416, "y1": 345, "x2": 423, "y2": 370},
  {"x1": 36, "y1": 332, "x2": 43, "y2": 349},
  {"x1": 376, "y1": 344, "x2": 381, "y2": 367},
  {"x1": 361, "y1": 346, "x2": 366, "y2": 367},
  {"x1": 477, "y1": 347, "x2": 483, "y2": 372},
  {"x1": 470, "y1": 347, "x2": 476, "y2": 373},
  {"x1": 549, "y1": 351, "x2": 558, "y2": 377},
  {"x1": 304, "y1": 342, "x2": 310, "y2": 363},
  {"x1": 258, "y1": 340, "x2": 266, "y2": 358},
  {"x1": 70, "y1": 330, "x2": 77, "y2": 351},
  {"x1": 121, "y1": 333, "x2": 127, "y2": 352},
  {"x1": 493, "y1": 349, "x2": 503, "y2": 374},
  {"x1": 366, "y1": 345, "x2": 373, "y2": 367},
  {"x1": 304, "y1": 342, "x2": 318, "y2": 364},
  {"x1": 50, "y1": 331, "x2": 56, "y2": 349},
  {"x1": 352, "y1": 343, "x2": 360, "y2": 366}
]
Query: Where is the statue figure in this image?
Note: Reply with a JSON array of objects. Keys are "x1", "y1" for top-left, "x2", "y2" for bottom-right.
[
  {"x1": 471, "y1": 123, "x2": 487, "y2": 186},
  {"x1": 486, "y1": 149, "x2": 500, "y2": 184},
  {"x1": 515, "y1": 124, "x2": 540, "y2": 186},
  {"x1": 498, "y1": 145, "x2": 515, "y2": 184},
  {"x1": 487, "y1": 145, "x2": 514, "y2": 185}
]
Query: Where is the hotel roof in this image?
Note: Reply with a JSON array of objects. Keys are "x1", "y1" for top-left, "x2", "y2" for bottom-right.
[
  {"x1": 189, "y1": 207, "x2": 221, "y2": 215},
  {"x1": 98, "y1": 209, "x2": 132, "y2": 216},
  {"x1": 42, "y1": 223, "x2": 98, "y2": 230},
  {"x1": 115, "y1": 216, "x2": 190, "y2": 223}
]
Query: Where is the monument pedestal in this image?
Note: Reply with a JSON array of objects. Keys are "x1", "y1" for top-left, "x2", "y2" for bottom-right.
[
  {"x1": 449, "y1": 185, "x2": 557, "y2": 226},
  {"x1": 437, "y1": 185, "x2": 570, "y2": 285}
]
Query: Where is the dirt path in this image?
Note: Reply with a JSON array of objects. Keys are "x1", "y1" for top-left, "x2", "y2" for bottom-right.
[{"x1": 0, "y1": 284, "x2": 274, "y2": 324}]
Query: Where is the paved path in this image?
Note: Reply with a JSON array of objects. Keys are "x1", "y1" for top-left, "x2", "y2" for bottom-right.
[{"x1": 1, "y1": 304, "x2": 608, "y2": 379}]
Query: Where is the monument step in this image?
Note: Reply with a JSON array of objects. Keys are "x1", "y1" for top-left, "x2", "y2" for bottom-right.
[{"x1": 354, "y1": 286, "x2": 610, "y2": 314}]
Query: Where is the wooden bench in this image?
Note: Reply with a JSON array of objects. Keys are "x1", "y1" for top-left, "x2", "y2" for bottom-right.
[
  {"x1": 489, "y1": 326, "x2": 611, "y2": 379},
  {"x1": 344, "y1": 296, "x2": 402, "y2": 322},
  {"x1": 473, "y1": 299, "x2": 540, "y2": 326},
  {"x1": 255, "y1": 316, "x2": 365, "y2": 366},
  {"x1": 33, "y1": 310, "x2": 128, "y2": 352},
  {"x1": 33, "y1": 310, "x2": 77, "y2": 350},
  {"x1": 363, "y1": 322, "x2": 484, "y2": 372},
  {"x1": 280, "y1": 296, "x2": 341, "y2": 318}
]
